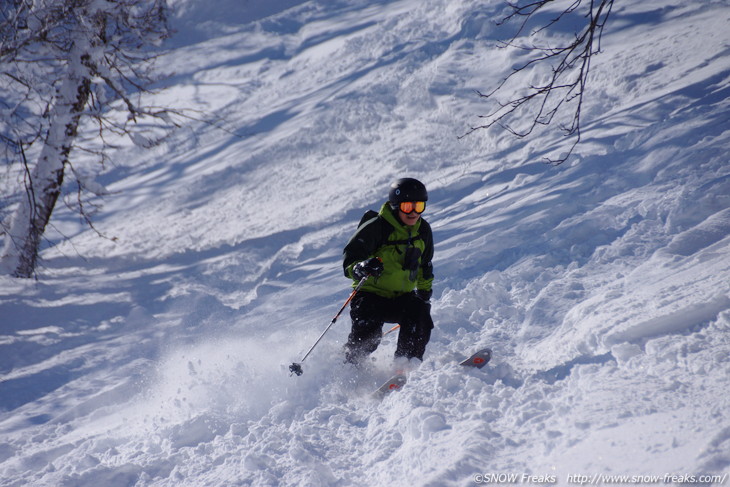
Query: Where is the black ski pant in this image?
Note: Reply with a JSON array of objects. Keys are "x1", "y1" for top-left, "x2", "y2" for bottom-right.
[{"x1": 344, "y1": 291, "x2": 433, "y2": 364}]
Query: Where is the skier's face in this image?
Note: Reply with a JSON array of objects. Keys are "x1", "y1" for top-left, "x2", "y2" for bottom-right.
[{"x1": 398, "y1": 209, "x2": 421, "y2": 226}]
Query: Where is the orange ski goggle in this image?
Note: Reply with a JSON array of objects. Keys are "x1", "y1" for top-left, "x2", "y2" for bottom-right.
[{"x1": 398, "y1": 201, "x2": 426, "y2": 214}]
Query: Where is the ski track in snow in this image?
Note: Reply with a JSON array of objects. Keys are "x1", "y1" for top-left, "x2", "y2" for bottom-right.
[{"x1": 1, "y1": 0, "x2": 730, "y2": 486}]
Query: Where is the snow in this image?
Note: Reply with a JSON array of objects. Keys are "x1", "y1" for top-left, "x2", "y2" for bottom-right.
[{"x1": 1, "y1": 0, "x2": 729, "y2": 485}]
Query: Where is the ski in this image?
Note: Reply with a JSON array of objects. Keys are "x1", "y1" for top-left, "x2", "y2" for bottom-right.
[
  {"x1": 372, "y1": 347, "x2": 492, "y2": 398},
  {"x1": 372, "y1": 373, "x2": 407, "y2": 399},
  {"x1": 460, "y1": 347, "x2": 492, "y2": 369}
]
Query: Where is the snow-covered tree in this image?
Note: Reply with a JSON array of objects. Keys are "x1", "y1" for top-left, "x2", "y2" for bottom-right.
[{"x1": 0, "y1": 0, "x2": 171, "y2": 277}]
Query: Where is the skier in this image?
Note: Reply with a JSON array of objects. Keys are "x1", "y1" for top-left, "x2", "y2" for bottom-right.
[{"x1": 342, "y1": 177, "x2": 434, "y2": 366}]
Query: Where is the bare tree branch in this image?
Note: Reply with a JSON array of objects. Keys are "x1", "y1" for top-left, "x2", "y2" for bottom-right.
[{"x1": 462, "y1": 0, "x2": 614, "y2": 164}]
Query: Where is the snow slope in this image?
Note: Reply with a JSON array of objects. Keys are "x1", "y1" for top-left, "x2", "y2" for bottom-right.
[{"x1": 1, "y1": 0, "x2": 729, "y2": 486}]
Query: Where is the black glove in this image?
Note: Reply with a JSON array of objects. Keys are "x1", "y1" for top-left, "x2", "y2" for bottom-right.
[
  {"x1": 415, "y1": 289, "x2": 432, "y2": 302},
  {"x1": 353, "y1": 257, "x2": 384, "y2": 280}
]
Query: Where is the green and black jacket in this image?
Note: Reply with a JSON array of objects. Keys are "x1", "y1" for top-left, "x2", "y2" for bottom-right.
[{"x1": 343, "y1": 202, "x2": 434, "y2": 298}]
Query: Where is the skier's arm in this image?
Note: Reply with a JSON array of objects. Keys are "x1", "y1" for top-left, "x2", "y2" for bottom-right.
[{"x1": 343, "y1": 219, "x2": 383, "y2": 279}]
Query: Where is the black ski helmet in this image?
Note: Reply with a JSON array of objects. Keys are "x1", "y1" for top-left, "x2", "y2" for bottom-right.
[{"x1": 389, "y1": 178, "x2": 428, "y2": 207}]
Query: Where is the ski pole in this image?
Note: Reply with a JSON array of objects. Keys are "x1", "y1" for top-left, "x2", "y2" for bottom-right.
[
  {"x1": 289, "y1": 275, "x2": 369, "y2": 376},
  {"x1": 382, "y1": 324, "x2": 400, "y2": 337}
]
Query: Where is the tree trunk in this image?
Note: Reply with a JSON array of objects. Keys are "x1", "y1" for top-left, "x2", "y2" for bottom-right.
[{"x1": 0, "y1": 49, "x2": 91, "y2": 278}]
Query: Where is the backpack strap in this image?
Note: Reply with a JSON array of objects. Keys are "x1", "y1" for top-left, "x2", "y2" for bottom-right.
[
  {"x1": 357, "y1": 209, "x2": 380, "y2": 228},
  {"x1": 388, "y1": 235, "x2": 423, "y2": 246}
]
